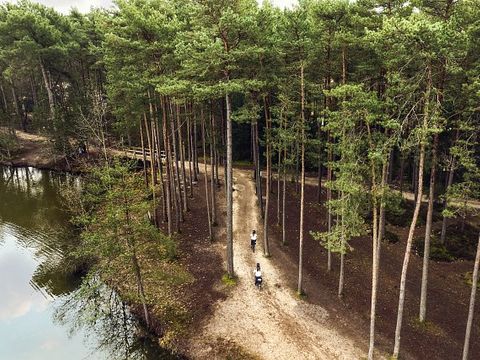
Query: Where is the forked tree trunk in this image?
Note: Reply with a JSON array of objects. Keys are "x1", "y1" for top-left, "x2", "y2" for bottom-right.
[
  {"x1": 39, "y1": 58, "x2": 55, "y2": 120},
  {"x1": 462, "y1": 233, "x2": 480, "y2": 360},
  {"x1": 419, "y1": 134, "x2": 438, "y2": 322},
  {"x1": 393, "y1": 65, "x2": 431, "y2": 359},
  {"x1": 298, "y1": 63, "x2": 305, "y2": 295}
]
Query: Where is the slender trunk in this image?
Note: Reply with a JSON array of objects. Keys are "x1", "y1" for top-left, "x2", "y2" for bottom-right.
[
  {"x1": 226, "y1": 92, "x2": 234, "y2": 276},
  {"x1": 209, "y1": 108, "x2": 217, "y2": 226},
  {"x1": 327, "y1": 134, "x2": 333, "y2": 272},
  {"x1": 201, "y1": 108, "x2": 213, "y2": 241},
  {"x1": 277, "y1": 142, "x2": 281, "y2": 226},
  {"x1": 378, "y1": 158, "x2": 389, "y2": 243},
  {"x1": 263, "y1": 96, "x2": 271, "y2": 257},
  {"x1": 462, "y1": 233, "x2": 480, "y2": 360},
  {"x1": 282, "y1": 140, "x2": 287, "y2": 246},
  {"x1": 393, "y1": 65, "x2": 431, "y2": 359},
  {"x1": 298, "y1": 63, "x2": 305, "y2": 294},
  {"x1": 176, "y1": 104, "x2": 188, "y2": 213},
  {"x1": 440, "y1": 156, "x2": 455, "y2": 244},
  {"x1": 419, "y1": 134, "x2": 438, "y2": 322},
  {"x1": 161, "y1": 98, "x2": 173, "y2": 236},
  {"x1": 139, "y1": 121, "x2": 148, "y2": 186},
  {"x1": 193, "y1": 117, "x2": 199, "y2": 182},
  {"x1": 255, "y1": 121, "x2": 264, "y2": 217},
  {"x1": 338, "y1": 192, "x2": 345, "y2": 298},
  {"x1": 186, "y1": 108, "x2": 194, "y2": 198},
  {"x1": 399, "y1": 154, "x2": 405, "y2": 195},
  {"x1": 153, "y1": 104, "x2": 166, "y2": 223},
  {"x1": 39, "y1": 59, "x2": 55, "y2": 120},
  {"x1": 368, "y1": 187, "x2": 379, "y2": 360},
  {"x1": 143, "y1": 113, "x2": 157, "y2": 227},
  {"x1": 169, "y1": 102, "x2": 183, "y2": 226}
]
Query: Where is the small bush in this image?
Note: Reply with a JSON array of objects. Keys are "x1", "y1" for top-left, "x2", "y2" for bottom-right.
[
  {"x1": 414, "y1": 235, "x2": 455, "y2": 262},
  {"x1": 464, "y1": 272, "x2": 480, "y2": 289},
  {"x1": 222, "y1": 273, "x2": 238, "y2": 286},
  {"x1": 384, "y1": 230, "x2": 400, "y2": 244}
]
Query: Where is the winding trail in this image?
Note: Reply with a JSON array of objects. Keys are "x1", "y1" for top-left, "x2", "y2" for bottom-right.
[{"x1": 189, "y1": 169, "x2": 364, "y2": 359}]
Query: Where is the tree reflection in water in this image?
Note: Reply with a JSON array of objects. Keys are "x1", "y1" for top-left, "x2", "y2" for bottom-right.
[{"x1": 54, "y1": 274, "x2": 183, "y2": 360}]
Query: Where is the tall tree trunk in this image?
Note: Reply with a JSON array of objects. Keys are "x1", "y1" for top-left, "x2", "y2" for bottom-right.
[
  {"x1": 254, "y1": 121, "x2": 264, "y2": 217},
  {"x1": 419, "y1": 134, "x2": 438, "y2": 322},
  {"x1": 139, "y1": 121, "x2": 148, "y2": 186},
  {"x1": 39, "y1": 59, "x2": 55, "y2": 120},
  {"x1": 186, "y1": 107, "x2": 194, "y2": 198},
  {"x1": 201, "y1": 107, "x2": 213, "y2": 241},
  {"x1": 193, "y1": 116, "x2": 199, "y2": 182},
  {"x1": 143, "y1": 113, "x2": 157, "y2": 227},
  {"x1": 161, "y1": 97, "x2": 173, "y2": 236},
  {"x1": 176, "y1": 104, "x2": 188, "y2": 213},
  {"x1": 277, "y1": 139, "x2": 282, "y2": 226},
  {"x1": 153, "y1": 103, "x2": 166, "y2": 223},
  {"x1": 462, "y1": 233, "x2": 480, "y2": 360},
  {"x1": 298, "y1": 63, "x2": 305, "y2": 294},
  {"x1": 282, "y1": 141, "x2": 287, "y2": 246},
  {"x1": 327, "y1": 134, "x2": 333, "y2": 272},
  {"x1": 226, "y1": 92, "x2": 234, "y2": 276},
  {"x1": 399, "y1": 153, "x2": 405, "y2": 195},
  {"x1": 209, "y1": 107, "x2": 217, "y2": 226},
  {"x1": 338, "y1": 193, "x2": 345, "y2": 298},
  {"x1": 378, "y1": 158, "x2": 389, "y2": 243},
  {"x1": 440, "y1": 153, "x2": 456, "y2": 244},
  {"x1": 263, "y1": 96, "x2": 271, "y2": 257},
  {"x1": 169, "y1": 102, "x2": 183, "y2": 227},
  {"x1": 393, "y1": 65, "x2": 431, "y2": 359}
]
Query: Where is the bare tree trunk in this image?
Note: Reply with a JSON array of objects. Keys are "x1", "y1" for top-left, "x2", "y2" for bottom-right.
[
  {"x1": 226, "y1": 92, "x2": 234, "y2": 276},
  {"x1": 440, "y1": 155, "x2": 456, "y2": 244},
  {"x1": 161, "y1": 97, "x2": 173, "y2": 236},
  {"x1": 263, "y1": 96, "x2": 271, "y2": 257},
  {"x1": 462, "y1": 233, "x2": 480, "y2": 360},
  {"x1": 254, "y1": 121, "x2": 264, "y2": 217},
  {"x1": 176, "y1": 104, "x2": 188, "y2": 213},
  {"x1": 186, "y1": 107, "x2": 194, "y2": 198},
  {"x1": 419, "y1": 134, "x2": 438, "y2": 322},
  {"x1": 399, "y1": 154, "x2": 405, "y2": 195},
  {"x1": 169, "y1": 102, "x2": 183, "y2": 226},
  {"x1": 378, "y1": 158, "x2": 389, "y2": 243},
  {"x1": 39, "y1": 59, "x2": 55, "y2": 120},
  {"x1": 193, "y1": 116, "x2": 199, "y2": 182},
  {"x1": 277, "y1": 142, "x2": 282, "y2": 226},
  {"x1": 153, "y1": 103, "x2": 166, "y2": 223},
  {"x1": 327, "y1": 134, "x2": 333, "y2": 272},
  {"x1": 282, "y1": 140, "x2": 287, "y2": 246},
  {"x1": 143, "y1": 113, "x2": 157, "y2": 227},
  {"x1": 298, "y1": 63, "x2": 305, "y2": 294},
  {"x1": 209, "y1": 107, "x2": 217, "y2": 226},
  {"x1": 338, "y1": 193, "x2": 345, "y2": 298},
  {"x1": 139, "y1": 121, "x2": 148, "y2": 186},
  {"x1": 393, "y1": 65, "x2": 431, "y2": 359},
  {"x1": 201, "y1": 107, "x2": 213, "y2": 241}
]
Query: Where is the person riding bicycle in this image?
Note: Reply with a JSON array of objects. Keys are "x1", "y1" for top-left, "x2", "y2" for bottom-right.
[
  {"x1": 254, "y1": 263, "x2": 262, "y2": 287},
  {"x1": 250, "y1": 230, "x2": 257, "y2": 253}
]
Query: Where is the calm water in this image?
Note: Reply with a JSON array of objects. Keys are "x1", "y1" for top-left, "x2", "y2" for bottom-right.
[{"x1": 0, "y1": 167, "x2": 178, "y2": 360}]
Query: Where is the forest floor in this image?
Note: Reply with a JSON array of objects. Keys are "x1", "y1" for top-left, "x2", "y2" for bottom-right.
[
  {"x1": 262, "y1": 175, "x2": 480, "y2": 360},
  {"x1": 186, "y1": 169, "x2": 368, "y2": 360}
]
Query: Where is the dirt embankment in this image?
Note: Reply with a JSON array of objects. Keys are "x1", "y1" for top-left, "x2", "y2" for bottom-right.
[{"x1": 0, "y1": 129, "x2": 70, "y2": 171}]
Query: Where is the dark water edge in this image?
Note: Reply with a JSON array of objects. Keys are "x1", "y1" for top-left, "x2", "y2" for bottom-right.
[{"x1": 0, "y1": 166, "x2": 184, "y2": 360}]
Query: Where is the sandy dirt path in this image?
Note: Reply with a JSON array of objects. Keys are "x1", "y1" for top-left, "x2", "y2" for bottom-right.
[{"x1": 189, "y1": 169, "x2": 365, "y2": 359}]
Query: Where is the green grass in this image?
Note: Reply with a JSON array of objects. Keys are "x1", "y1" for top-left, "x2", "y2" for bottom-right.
[{"x1": 222, "y1": 273, "x2": 238, "y2": 286}]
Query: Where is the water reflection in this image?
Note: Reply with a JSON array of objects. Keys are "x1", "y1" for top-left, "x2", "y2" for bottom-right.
[{"x1": 0, "y1": 167, "x2": 182, "y2": 360}]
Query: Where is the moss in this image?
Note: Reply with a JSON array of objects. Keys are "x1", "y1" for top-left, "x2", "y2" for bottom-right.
[
  {"x1": 222, "y1": 273, "x2": 238, "y2": 287},
  {"x1": 410, "y1": 317, "x2": 445, "y2": 337},
  {"x1": 464, "y1": 271, "x2": 480, "y2": 289}
]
